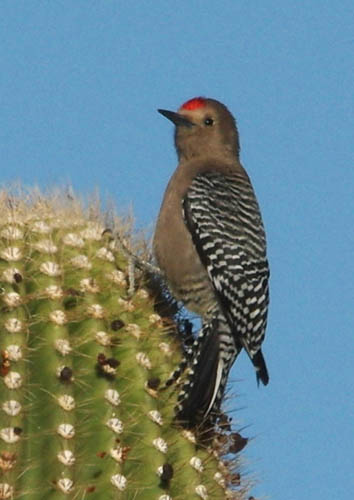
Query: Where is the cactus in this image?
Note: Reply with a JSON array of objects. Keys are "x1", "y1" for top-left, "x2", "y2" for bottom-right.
[{"x1": 0, "y1": 191, "x2": 251, "y2": 500}]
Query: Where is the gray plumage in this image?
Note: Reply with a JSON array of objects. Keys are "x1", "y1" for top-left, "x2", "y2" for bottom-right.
[{"x1": 154, "y1": 97, "x2": 269, "y2": 426}]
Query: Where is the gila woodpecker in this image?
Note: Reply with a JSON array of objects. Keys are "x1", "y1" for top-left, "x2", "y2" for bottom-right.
[{"x1": 153, "y1": 97, "x2": 269, "y2": 427}]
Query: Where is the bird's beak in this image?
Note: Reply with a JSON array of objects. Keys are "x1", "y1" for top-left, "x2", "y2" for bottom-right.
[{"x1": 158, "y1": 109, "x2": 195, "y2": 128}]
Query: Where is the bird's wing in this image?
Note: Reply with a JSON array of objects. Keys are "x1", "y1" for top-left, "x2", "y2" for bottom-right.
[{"x1": 182, "y1": 171, "x2": 269, "y2": 360}]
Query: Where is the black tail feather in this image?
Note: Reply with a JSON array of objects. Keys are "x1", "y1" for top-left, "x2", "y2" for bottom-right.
[{"x1": 175, "y1": 319, "x2": 221, "y2": 427}]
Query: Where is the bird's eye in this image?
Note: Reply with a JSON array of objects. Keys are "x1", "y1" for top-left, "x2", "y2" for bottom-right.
[{"x1": 204, "y1": 117, "x2": 214, "y2": 126}]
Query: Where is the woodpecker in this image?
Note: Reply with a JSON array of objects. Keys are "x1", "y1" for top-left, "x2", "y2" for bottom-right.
[{"x1": 154, "y1": 97, "x2": 269, "y2": 427}]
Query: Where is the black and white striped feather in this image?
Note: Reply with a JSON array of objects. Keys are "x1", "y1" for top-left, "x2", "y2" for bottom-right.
[{"x1": 176, "y1": 170, "x2": 269, "y2": 424}]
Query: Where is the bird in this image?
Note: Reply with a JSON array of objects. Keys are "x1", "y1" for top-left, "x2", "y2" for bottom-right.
[{"x1": 153, "y1": 97, "x2": 269, "y2": 427}]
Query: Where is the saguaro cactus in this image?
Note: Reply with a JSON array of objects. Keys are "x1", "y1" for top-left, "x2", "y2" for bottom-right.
[{"x1": 0, "y1": 192, "x2": 250, "y2": 499}]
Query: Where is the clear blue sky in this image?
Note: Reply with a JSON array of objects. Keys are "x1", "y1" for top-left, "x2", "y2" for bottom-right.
[{"x1": 1, "y1": 2, "x2": 353, "y2": 498}]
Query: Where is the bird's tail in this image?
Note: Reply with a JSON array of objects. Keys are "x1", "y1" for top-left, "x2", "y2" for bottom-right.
[{"x1": 175, "y1": 314, "x2": 239, "y2": 427}]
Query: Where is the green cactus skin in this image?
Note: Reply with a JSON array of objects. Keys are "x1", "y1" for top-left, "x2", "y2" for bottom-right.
[{"x1": 0, "y1": 196, "x2": 250, "y2": 500}]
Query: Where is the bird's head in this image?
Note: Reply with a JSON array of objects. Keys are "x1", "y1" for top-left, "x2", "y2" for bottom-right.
[{"x1": 158, "y1": 97, "x2": 240, "y2": 161}]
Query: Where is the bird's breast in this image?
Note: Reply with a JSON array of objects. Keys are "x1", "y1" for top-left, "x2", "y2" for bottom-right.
[{"x1": 153, "y1": 173, "x2": 215, "y2": 316}]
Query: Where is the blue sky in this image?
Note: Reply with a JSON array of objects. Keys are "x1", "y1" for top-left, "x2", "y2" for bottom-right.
[{"x1": 1, "y1": 2, "x2": 353, "y2": 498}]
